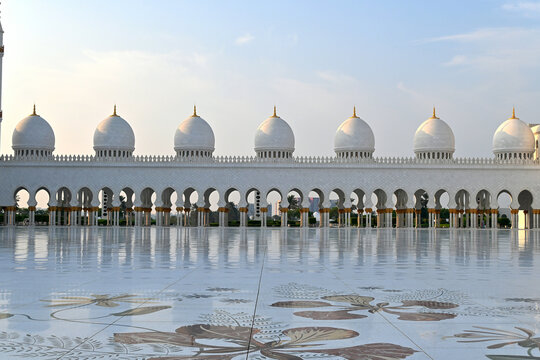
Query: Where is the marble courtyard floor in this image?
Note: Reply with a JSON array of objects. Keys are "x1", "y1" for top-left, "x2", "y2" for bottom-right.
[{"x1": 0, "y1": 227, "x2": 538, "y2": 359}]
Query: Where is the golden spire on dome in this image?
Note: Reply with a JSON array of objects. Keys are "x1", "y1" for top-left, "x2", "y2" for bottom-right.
[
  {"x1": 271, "y1": 105, "x2": 277, "y2": 118},
  {"x1": 32, "y1": 104, "x2": 36, "y2": 116},
  {"x1": 112, "y1": 104, "x2": 117, "y2": 116},
  {"x1": 510, "y1": 107, "x2": 518, "y2": 119},
  {"x1": 192, "y1": 105, "x2": 197, "y2": 117},
  {"x1": 353, "y1": 106, "x2": 357, "y2": 118},
  {"x1": 430, "y1": 106, "x2": 439, "y2": 119}
]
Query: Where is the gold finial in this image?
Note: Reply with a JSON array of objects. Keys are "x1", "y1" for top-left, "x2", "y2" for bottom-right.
[
  {"x1": 430, "y1": 106, "x2": 439, "y2": 119},
  {"x1": 353, "y1": 106, "x2": 357, "y2": 118},
  {"x1": 32, "y1": 104, "x2": 36, "y2": 116},
  {"x1": 113, "y1": 104, "x2": 117, "y2": 116},
  {"x1": 272, "y1": 105, "x2": 277, "y2": 117},
  {"x1": 193, "y1": 105, "x2": 197, "y2": 117},
  {"x1": 510, "y1": 107, "x2": 517, "y2": 119}
]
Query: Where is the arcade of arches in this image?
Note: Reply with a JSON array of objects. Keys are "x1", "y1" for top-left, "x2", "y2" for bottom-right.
[{"x1": 4, "y1": 186, "x2": 536, "y2": 230}]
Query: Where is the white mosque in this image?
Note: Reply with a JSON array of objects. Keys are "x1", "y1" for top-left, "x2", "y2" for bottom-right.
[{"x1": 1, "y1": 21, "x2": 540, "y2": 230}]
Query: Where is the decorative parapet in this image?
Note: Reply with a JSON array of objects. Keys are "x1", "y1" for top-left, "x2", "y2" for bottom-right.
[{"x1": 0, "y1": 153, "x2": 537, "y2": 167}]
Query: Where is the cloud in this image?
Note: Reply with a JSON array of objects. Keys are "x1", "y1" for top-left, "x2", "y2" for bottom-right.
[
  {"x1": 316, "y1": 70, "x2": 356, "y2": 84},
  {"x1": 423, "y1": 27, "x2": 537, "y2": 43},
  {"x1": 443, "y1": 55, "x2": 468, "y2": 66},
  {"x1": 420, "y1": 27, "x2": 540, "y2": 70},
  {"x1": 396, "y1": 82, "x2": 423, "y2": 99},
  {"x1": 502, "y1": 1, "x2": 540, "y2": 16},
  {"x1": 235, "y1": 33, "x2": 255, "y2": 45}
]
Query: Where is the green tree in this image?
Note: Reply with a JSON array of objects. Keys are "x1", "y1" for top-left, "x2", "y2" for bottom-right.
[
  {"x1": 287, "y1": 195, "x2": 299, "y2": 210},
  {"x1": 498, "y1": 215, "x2": 511, "y2": 228},
  {"x1": 226, "y1": 202, "x2": 239, "y2": 221},
  {"x1": 329, "y1": 207, "x2": 338, "y2": 222}
]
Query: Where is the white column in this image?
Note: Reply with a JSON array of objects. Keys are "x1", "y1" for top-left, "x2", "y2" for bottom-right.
[
  {"x1": 365, "y1": 209, "x2": 372, "y2": 228},
  {"x1": 179, "y1": 209, "x2": 184, "y2": 227},
  {"x1": 327, "y1": 211, "x2": 330, "y2": 227},
  {"x1": 28, "y1": 207, "x2": 35, "y2": 226},
  {"x1": 183, "y1": 210, "x2": 189, "y2": 226},
  {"x1": 196, "y1": 209, "x2": 202, "y2": 227},
  {"x1": 218, "y1": 208, "x2": 226, "y2": 227},
  {"x1": 135, "y1": 208, "x2": 140, "y2": 226},
  {"x1": 281, "y1": 208, "x2": 288, "y2": 228}
]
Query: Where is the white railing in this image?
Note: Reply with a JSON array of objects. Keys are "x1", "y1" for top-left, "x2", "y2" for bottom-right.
[{"x1": 0, "y1": 153, "x2": 537, "y2": 166}]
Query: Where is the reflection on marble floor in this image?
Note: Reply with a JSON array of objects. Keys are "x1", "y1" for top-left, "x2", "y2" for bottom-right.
[{"x1": 0, "y1": 228, "x2": 538, "y2": 359}]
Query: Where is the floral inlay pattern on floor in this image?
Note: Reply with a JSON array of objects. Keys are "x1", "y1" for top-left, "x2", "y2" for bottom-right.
[
  {"x1": 448, "y1": 326, "x2": 540, "y2": 359},
  {"x1": 0, "y1": 307, "x2": 419, "y2": 359},
  {"x1": 116, "y1": 324, "x2": 418, "y2": 359},
  {"x1": 271, "y1": 294, "x2": 458, "y2": 321}
]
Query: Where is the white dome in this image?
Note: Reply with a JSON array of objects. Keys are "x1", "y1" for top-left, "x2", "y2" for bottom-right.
[
  {"x1": 492, "y1": 110, "x2": 534, "y2": 154},
  {"x1": 413, "y1": 110, "x2": 455, "y2": 153},
  {"x1": 254, "y1": 108, "x2": 295, "y2": 152},
  {"x1": 174, "y1": 108, "x2": 215, "y2": 151},
  {"x1": 529, "y1": 124, "x2": 540, "y2": 134},
  {"x1": 93, "y1": 107, "x2": 135, "y2": 152},
  {"x1": 12, "y1": 108, "x2": 55, "y2": 151},
  {"x1": 334, "y1": 109, "x2": 375, "y2": 152}
]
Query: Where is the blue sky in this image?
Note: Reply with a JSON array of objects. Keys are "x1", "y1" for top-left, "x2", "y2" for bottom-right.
[{"x1": 2, "y1": 0, "x2": 540, "y2": 157}]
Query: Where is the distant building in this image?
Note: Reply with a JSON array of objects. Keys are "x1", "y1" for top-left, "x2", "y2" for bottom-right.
[{"x1": 309, "y1": 197, "x2": 320, "y2": 212}]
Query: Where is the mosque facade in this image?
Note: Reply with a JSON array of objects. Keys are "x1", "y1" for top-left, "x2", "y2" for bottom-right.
[{"x1": 1, "y1": 22, "x2": 540, "y2": 229}]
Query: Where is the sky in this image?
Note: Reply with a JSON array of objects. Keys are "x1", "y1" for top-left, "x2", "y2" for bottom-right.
[{"x1": 2, "y1": 0, "x2": 540, "y2": 158}]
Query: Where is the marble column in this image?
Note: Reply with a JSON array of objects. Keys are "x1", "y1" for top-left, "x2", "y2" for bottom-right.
[
  {"x1": 280, "y1": 208, "x2": 288, "y2": 228},
  {"x1": 260, "y1": 208, "x2": 267, "y2": 227},
  {"x1": 155, "y1": 207, "x2": 163, "y2": 226},
  {"x1": 533, "y1": 209, "x2": 539, "y2": 229},
  {"x1": 300, "y1": 208, "x2": 309, "y2": 227},
  {"x1": 28, "y1": 206, "x2": 36, "y2": 225},
  {"x1": 319, "y1": 208, "x2": 327, "y2": 228},
  {"x1": 428, "y1": 209, "x2": 435, "y2": 228},
  {"x1": 196, "y1": 208, "x2": 204, "y2": 227},
  {"x1": 184, "y1": 209, "x2": 190, "y2": 227},
  {"x1": 510, "y1": 209, "x2": 518, "y2": 229},
  {"x1": 491, "y1": 209, "x2": 498, "y2": 228},
  {"x1": 177, "y1": 208, "x2": 183, "y2": 226},
  {"x1": 218, "y1": 207, "x2": 226, "y2": 227},
  {"x1": 357, "y1": 209, "x2": 363, "y2": 228},
  {"x1": 164, "y1": 208, "x2": 171, "y2": 226},
  {"x1": 239, "y1": 207, "x2": 248, "y2": 227}
]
